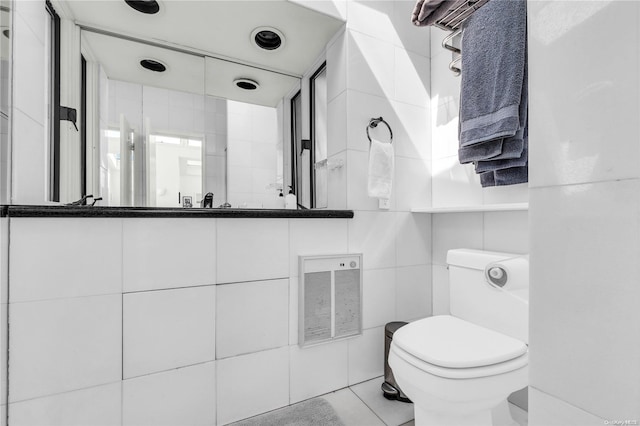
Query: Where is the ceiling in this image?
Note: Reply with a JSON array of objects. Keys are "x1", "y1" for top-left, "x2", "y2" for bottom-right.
[{"x1": 65, "y1": 0, "x2": 344, "y2": 77}]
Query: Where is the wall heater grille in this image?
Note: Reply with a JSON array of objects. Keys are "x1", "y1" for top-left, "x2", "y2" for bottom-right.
[{"x1": 299, "y1": 254, "x2": 363, "y2": 347}]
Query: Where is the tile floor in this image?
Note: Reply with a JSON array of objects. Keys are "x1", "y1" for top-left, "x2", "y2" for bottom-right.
[{"x1": 234, "y1": 376, "x2": 529, "y2": 426}]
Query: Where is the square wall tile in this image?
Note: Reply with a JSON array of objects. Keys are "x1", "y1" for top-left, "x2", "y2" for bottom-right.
[
  {"x1": 348, "y1": 326, "x2": 384, "y2": 385},
  {"x1": 431, "y1": 156, "x2": 483, "y2": 209},
  {"x1": 217, "y1": 347, "x2": 289, "y2": 425},
  {"x1": 123, "y1": 362, "x2": 216, "y2": 426},
  {"x1": 347, "y1": 30, "x2": 395, "y2": 99},
  {"x1": 123, "y1": 218, "x2": 216, "y2": 292},
  {"x1": 348, "y1": 211, "x2": 396, "y2": 270},
  {"x1": 327, "y1": 30, "x2": 347, "y2": 103},
  {"x1": 392, "y1": 0, "x2": 430, "y2": 56},
  {"x1": 123, "y1": 286, "x2": 216, "y2": 378},
  {"x1": 395, "y1": 157, "x2": 431, "y2": 212},
  {"x1": 396, "y1": 265, "x2": 431, "y2": 321},
  {"x1": 216, "y1": 279, "x2": 288, "y2": 359},
  {"x1": 9, "y1": 295, "x2": 122, "y2": 402},
  {"x1": 289, "y1": 219, "x2": 349, "y2": 278},
  {"x1": 529, "y1": 387, "x2": 604, "y2": 426},
  {"x1": 347, "y1": 1, "x2": 395, "y2": 42},
  {"x1": 362, "y1": 268, "x2": 396, "y2": 329},
  {"x1": 483, "y1": 211, "x2": 529, "y2": 255},
  {"x1": 431, "y1": 265, "x2": 450, "y2": 315},
  {"x1": 394, "y1": 48, "x2": 430, "y2": 108},
  {"x1": 431, "y1": 212, "x2": 483, "y2": 266},
  {"x1": 529, "y1": 181, "x2": 640, "y2": 420},
  {"x1": 391, "y1": 101, "x2": 431, "y2": 160},
  {"x1": 290, "y1": 340, "x2": 348, "y2": 404},
  {"x1": 8, "y1": 382, "x2": 121, "y2": 426},
  {"x1": 396, "y1": 213, "x2": 431, "y2": 267},
  {"x1": 528, "y1": 0, "x2": 640, "y2": 187},
  {"x1": 216, "y1": 219, "x2": 289, "y2": 283},
  {"x1": 10, "y1": 218, "x2": 122, "y2": 302}
]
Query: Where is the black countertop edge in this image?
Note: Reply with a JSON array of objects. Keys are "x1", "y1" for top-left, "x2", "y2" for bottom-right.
[{"x1": 3, "y1": 205, "x2": 354, "y2": 219}]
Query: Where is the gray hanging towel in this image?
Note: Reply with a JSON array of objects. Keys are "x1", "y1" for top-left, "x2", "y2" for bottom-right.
[
  {"x1": 458, "y1": 0, "x2": 527, "y2": 149},
  {"x1": 480, "y1": 162, "x2": 528, "y2": 187}
]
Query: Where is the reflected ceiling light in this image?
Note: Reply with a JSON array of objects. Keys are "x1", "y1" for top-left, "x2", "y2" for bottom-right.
[
  {"x1": 140, "y1": 58, "x2": 166, "y2": 72},
  {"x1": 233, "y1": 78, "x2": 260, "y2": 91},
  {"x1": 125, "y1": 0, "x2": 160, "y2": 15},
  {"x1": 251, "y1": 27, "x2": 285, "y2": 51}
]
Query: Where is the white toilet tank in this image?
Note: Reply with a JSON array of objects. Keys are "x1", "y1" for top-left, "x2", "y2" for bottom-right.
[{"x1": 447, "y1": 249, "x2": 529, "y2": 343}]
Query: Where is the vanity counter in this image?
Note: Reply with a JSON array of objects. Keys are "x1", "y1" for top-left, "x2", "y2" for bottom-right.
[{"x1": 0, "y1": 205, "x2": 354, "y2": 219}]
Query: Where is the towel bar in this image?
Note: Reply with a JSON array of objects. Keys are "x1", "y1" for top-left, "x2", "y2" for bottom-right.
[
  {"x1": 367, "y1": 117, "x2": 393, "y2": 145},
  {"x1": 435, "y1": 0, "x2": 490, "y2": 76}
]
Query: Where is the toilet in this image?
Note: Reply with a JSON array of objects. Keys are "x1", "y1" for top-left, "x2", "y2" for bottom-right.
[{"x1": 389, "y1": 249, "x2": 529, "y2": 426}]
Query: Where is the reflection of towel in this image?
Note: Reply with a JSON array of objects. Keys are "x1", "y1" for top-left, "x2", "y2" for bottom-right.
[
  {"x1": 368, "y1": 138, "x2": 394, "y2": 199},
  {"x1": 411, "y1": 0, "x2": 461, "y2": 26},
  {"x1": 458, "y1": 0, "x2": 528, "y2": 187}
]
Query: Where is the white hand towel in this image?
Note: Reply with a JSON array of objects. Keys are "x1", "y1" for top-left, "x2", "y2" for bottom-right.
[{"x1": 367, "y1": 138, "x2": 394, "y2": 199}]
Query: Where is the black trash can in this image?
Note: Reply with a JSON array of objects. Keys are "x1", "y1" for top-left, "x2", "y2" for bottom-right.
[{"x1": 381, "y1": 321, "x2": 411, "y2": 403}]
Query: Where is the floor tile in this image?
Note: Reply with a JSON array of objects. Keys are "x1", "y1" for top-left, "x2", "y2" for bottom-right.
[
  {"x1": 510, "y1": 403, "x2": 528, "y2": 426},
  {"x1": 321, "y1": 388, "x2": 385, "y2": 426},
  {"x1": 350, "y1": 377, "x2": 414, "y2": 426}
]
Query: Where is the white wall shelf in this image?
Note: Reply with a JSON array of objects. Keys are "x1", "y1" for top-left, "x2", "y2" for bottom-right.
[{"x1": 411, "y1": 203, "x2": 529, "y2": 213}]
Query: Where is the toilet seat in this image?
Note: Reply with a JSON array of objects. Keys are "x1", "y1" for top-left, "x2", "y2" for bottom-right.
[{"x1": 391, "y1": 315, "x2": 528, "y2": 379}]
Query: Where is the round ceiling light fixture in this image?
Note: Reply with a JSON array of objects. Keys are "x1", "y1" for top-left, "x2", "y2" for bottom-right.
[
  {"x1": 125, "y1": 0, "x2": 160, "y2": 14},
  {"x1": 251, "y1": 27, "x2": 285, "y2": 51},
  {"x1": 233, "y1": 78, "x2": 260, "y2": 91},
  {"x1": 140, "y1": 58, "x2": 167, "y2": 72}
]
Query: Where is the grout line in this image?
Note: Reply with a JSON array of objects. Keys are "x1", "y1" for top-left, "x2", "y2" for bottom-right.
[{"x1": 347, "y1": 386, "x2": 389, "y2": 426}]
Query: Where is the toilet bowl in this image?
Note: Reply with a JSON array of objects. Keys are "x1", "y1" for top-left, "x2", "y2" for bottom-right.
[{"x1": 389, "y1": 249, "x2": 529, "y2": 426}]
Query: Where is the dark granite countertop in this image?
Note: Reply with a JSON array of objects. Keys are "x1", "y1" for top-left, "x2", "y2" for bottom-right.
[{"x1": 0, "y1": 205, "x2": 353, "y2": 219}]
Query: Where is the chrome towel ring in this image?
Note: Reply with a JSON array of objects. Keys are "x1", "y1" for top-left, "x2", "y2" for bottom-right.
[{"x1": 366, "y1": 117, "x2": 393, "y2": 145}]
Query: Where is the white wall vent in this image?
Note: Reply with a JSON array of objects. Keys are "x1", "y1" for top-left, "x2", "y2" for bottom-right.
[{"x1": 299, "y1": 254, "x2": 363, "y2": 347}]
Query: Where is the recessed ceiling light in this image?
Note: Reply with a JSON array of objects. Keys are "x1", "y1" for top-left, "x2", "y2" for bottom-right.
[
  {"x1": 125, "y1": 0, "x2": 160, "y2": 15},
  {"x1": 140, "y1": 59, "x2": 166, "y2": 72},
  {"x1": 2, "y1": 29, "x2": 9, "y2": 39},
  {"x1": 251, "y1": 27, "x2": 285, "y2": 51},
  {"x1": 233, "y1": 78, "x2": 260, "y2": 91}
]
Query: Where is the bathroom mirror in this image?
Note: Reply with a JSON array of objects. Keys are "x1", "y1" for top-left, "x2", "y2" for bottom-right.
[{"x1": 57, "y1": 0, "x2": 344, "y2": 208}]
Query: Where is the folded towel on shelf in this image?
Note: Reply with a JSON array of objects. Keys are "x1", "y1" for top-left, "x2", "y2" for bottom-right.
[
  {"x1": 411, "y1": 0, "x2": 466, "y2": 27},
  {"x1": 368, "y1": 138, "x2": 394, "y2": 200},
  {"x1": 458, "y1": 0, "x2": 528, "y2": 187}
]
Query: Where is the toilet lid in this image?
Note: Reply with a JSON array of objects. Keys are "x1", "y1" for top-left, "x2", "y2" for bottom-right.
[{"x1": 392, "y1": 315, "x2": 527, "y2": 368}]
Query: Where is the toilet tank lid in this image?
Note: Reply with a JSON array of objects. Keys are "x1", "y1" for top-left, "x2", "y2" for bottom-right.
[
  {"x1": 392, "y1": 315, "x2": 528, "y2": 369},
  {"x1": 447, "y1": 249, "x2": 523, "y2": 270}
]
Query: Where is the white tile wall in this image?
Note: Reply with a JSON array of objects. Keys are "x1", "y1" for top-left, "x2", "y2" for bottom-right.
[
  {"x1": 123, "y1": 286, "x2": 216, "y2": 378},
  {"x1": 216, "y1": 219, "x2": 289, "y2": 283},
  {"x1": 8, "y1": 382, "x2": 122, "y2": 426},
  {"x1": 123, "y1": 362, "x2": 216, "y2": 426},
  {"x1": 395, "y1": 212, "x2": 430, "y2": 266},
  {"x1": 289, "y1": 340, "x2": 348, "y2": 404},
  {"x1": 431, "y1": 212, "x2": 483, "y2": 265},
  {"x1": 396, "y1": 264, "x2": 431, "y2": 321},
  {"x1": 326, "y1": 30, "x2": 347, "y2": 103},
  {"x1": 483, "y1": 211, "x2": 529, "y2": 254},
  {"x1": 348, "y1": 211, "x2": 396, "y2": 270},
  {"x1": 347, "y1": 31, "x2": 395, "y2": 99},
  {"x1": 289, "y1": 219, "x2": 349, "y2": 278},
  {"x1": 394, "y1": 48, "x2": 430, "y2": 108},
  {"x1": 431, "y1": 264, "x2": 449, "y2": 316},
  {"x1": 9, "y1": 295, "x2": 122, "y2": 402},
  {"x1": 347, "y1": 1, "x2": 396, "y2": 44},
  {"x1": 394, "y1": 157, "x2": 431, "y2": 212},
  {"x1": 122, "y1": 218, "x2": 216, "y2": 292},
  {"x1": 347, "y1": 326, "x2": 384, "y2": 385},
  {"x1": 216, "y1": 347, "x2": 289, "y2": 425},
  {"x1": 216, "y1": 279, "x2": 288, "y2": 359},
  {"x1": 10, "y1": 218, "x2": 122, "y2": 302},
  {"x1": 362, "y1": 268, "x2": 396, "y2": 329},
  {"x1": 529, "y1": 181, "x2": 640, "y2": 420},
  {"x1": 529, "y1": 387, "x2": 605, "y2": 426}
]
